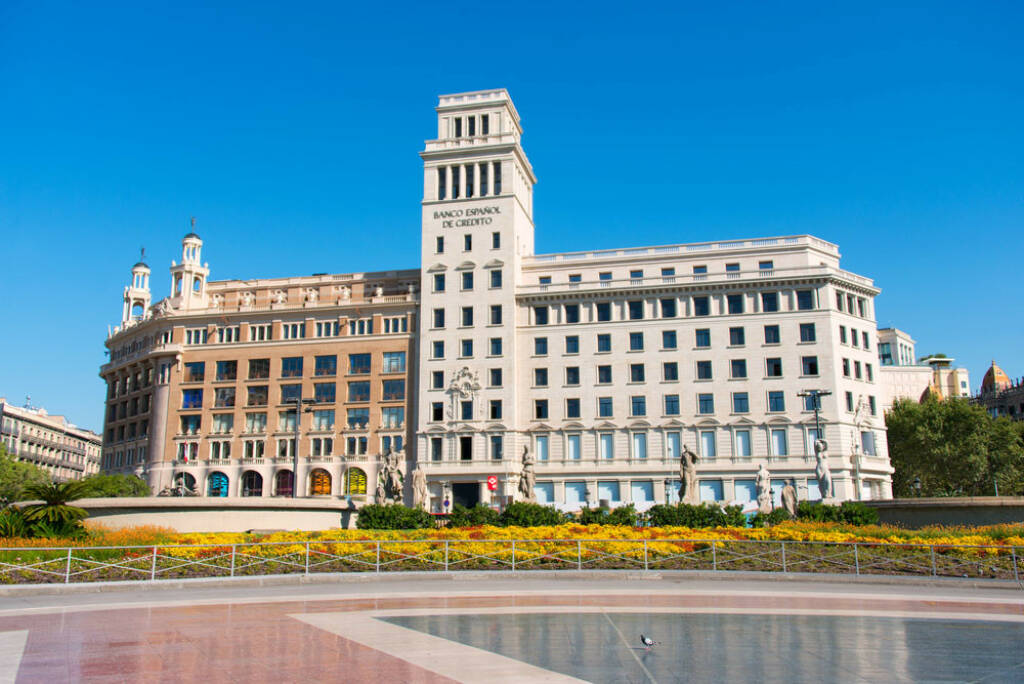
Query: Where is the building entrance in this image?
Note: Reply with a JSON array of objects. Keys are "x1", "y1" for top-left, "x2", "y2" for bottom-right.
[{"x1": 452, "y1": 482, "x2": 480, "y2": 508}]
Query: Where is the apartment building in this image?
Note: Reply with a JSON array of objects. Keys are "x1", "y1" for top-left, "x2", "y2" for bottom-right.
[
  {"x1": 100, "y1": 234, "x2": 417, "y2": 498},
  {"x1": 0, "y1": 398, "x2": 101, "y2": 482}
]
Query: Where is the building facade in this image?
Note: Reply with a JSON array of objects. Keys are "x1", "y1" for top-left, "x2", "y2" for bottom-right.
[
  {"x1": 100, "y1": 236, "x2": 418, "y2": 499},
  {"x1": 875, "y1": 327, "x2": 971, "y2": 413},
  {"x1": 101, "y1": 88, "x2": 894, "y2": 507},
  {"x1": 0, "y1": 398, "x2": 102, "y2": 482},
  {"x1": 973, "y1": 361, "x2": 1024, "y2": 420}
]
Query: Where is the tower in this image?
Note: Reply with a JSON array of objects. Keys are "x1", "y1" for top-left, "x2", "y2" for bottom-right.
[
  {"x1": 168, "y1": 219, "x2": 210, "y2": 311},
  {"x1": 416, "y1": 89, "x2": 537, "y2": 509},
  {"x1": 121, "y1": 250, "x2": 152, "y2": 325}
]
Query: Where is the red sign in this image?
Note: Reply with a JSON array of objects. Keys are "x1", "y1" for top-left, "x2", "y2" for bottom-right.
[{"x1": 486, "y1": 475, "x2": 498, "y2": 491}]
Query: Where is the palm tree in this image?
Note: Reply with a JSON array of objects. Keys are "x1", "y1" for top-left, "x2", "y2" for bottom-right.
[{"x1": 20, "y1": 481, "x2": 91, "y2": 528}]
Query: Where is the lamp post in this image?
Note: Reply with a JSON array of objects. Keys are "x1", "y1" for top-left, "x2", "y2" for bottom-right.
[
  {"x1": 663, "y1": 478, "x2": 671, "y2": 505},
  {"x1": 797, "y1": 389, "x2": 832, "y2": 443},
  {"x1": 290, "y1": 396, "x2": 317, "y2": 498},
  {"x1": 912, "y1": 477, "x2": 922, "y2": 498}
]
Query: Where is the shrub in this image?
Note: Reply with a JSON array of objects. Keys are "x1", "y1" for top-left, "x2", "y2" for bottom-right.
[
  {"x1": 837, "y1": 501, "x2": 880, "y2": 526},
  {"x1": 606, "y1": 504, "x2": 640, "y2": 527},
  {"x1": 498, "y1": 502, "x2": 565, "y2": 527},
  {"x1": 355, "y1": 504, "x2": 433, "y2": 530},
  {"x1": 576, "y1": 506, "x2": 611, "y2": 525},
  {"x1": 750, "y1": 508, "x2": 792, "y2": 528},
  {"x1": 795, "y1": 501, "x2": 880, "y2": 526},
  {"x1": 647, "y1": 502, "x2": 745, "y2": 528},
  {"x1": 0, "y1": 507, "x2": 30, "y2": 538},
  {"x1": 447, "y1": 504, "x2": 500, "y2": 527}
]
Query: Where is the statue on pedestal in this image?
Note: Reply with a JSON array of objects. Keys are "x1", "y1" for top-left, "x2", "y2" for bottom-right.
[
  {"x1": 380, "y1": 448, "x2": 404, "y2": 503},
  {"x1": 518, "y1": 445, "x2": 536, "y2": 502},
  {"x1": 411, "y1": 467, "x2": 430, "y2": 512},
  {"x1": 814, "y1": 439, "x2": 834, "y2": 500},
  {"x1": 679, "y1": 445, "x2": 700, "y2": 505},
  {"x1": 755, "y1": 463, "x2": 773, "y2": 514},
  {"x1": 781, "y1": 479, "x2": 798, "y2": 519}
]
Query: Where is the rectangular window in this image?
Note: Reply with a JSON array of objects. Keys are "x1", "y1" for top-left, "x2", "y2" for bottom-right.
[
  {"x1": 852, "y1": 330, "x2": 859, "y2": 348},
  {"x1": 461, "y1": 272, "x2": 474, "y2": 291},
  {"x1": 600, "y1": 433, "x2": 615, "y2": 460},
  {"x1": 565, "y1": 304, "x2": 580, "y2": 323},
  {"x1": 182, "y1": 389, "x2": 203, "y2": 409},
  {"x1": 534, "y1": 306, "x2": 549, "y2": 325},
  {"x1": 489, "y1": 400, "x2": 502, "y2": 420},
  {"x1": 460, "y1": 401, "x2": 473, "y2": 420},
  {"x1": 730, "y1": 359, "x2": 747, "y2": 379},
  {"x1": 465, "y1": 164, "x2": 474, "y2": 197},
  {"x1": 180, "y1": 415, "x2": 201, "y2": 435},
  {"x1": 349, "y1": 353, "x2": 371, "y2": 374},
  {"x1": 312, "y1": 409, "x2": 335, "y2": 431},
  {"x1": 700, "y1": 430, "x2": 717, "y2": 458},
  {"x1": 759, "y1": 260, "x2": 774, "y2": 270},
  {"x1": 802, "y1": 356, "x2": 819, "y2": 376},
  {"x1": 766, "y1": 358, "x2": 783, "y2": 377},
  {"x1": 431, "y1": 402, "x2": 444, "y2": 421},
  {"x1": 461, "y1": 306, "x2": 474, "y2": 327},
  {"x1": 598, "y1": 365, "x2": 612, "y2": 383},
  {"x1": 437, "y1": 168, "x2": 446, "y2": 200},
  {"x1": 493, "y1": 161, "x2": 501, "y2": 194},
  {"x1": 660, "y1": 298, "x2": 677, "y2": 318},
  {"x1": 432, "y1": 341, "x2": 445, "y2": 359},
  {"x1": 695, "y1": 329, "x2": 711, "y2": 348},
  {"x1": 347, "y1": 381, "x2": 370, "y2": 402},
  {"x1": 629, "y1": 332, "x2": 644, "y2": 351},
  {"x1": 846, "y1": 391, "x2": 854, "y2": 412},
  {"x1": 565, "y1": 366, "x2": 580, "y2": 385},
  {"x1": 630, "y1": 396, "x2": 647, "y2": 417},
  {"x1": 662, "y1": 330, "x2": 677, "y2": 349},
  {"x1": 248, "y1": 359, "x2": 270, "y2": 380},
  {"x1": 862, "y1": 331, "x2": 870, "y2": 349},
  {"x1": 565, "y1": 335, "x2": 580, "y2": 354},
  {"x1": 866, "y1": 364, "x2": 874, "y2": 382},
  {"x1": 596, "y1": 302, "x2": 612, "y2": 322},
  {"x1": 492, "y1": 231, "x2": 500, "y2": 248},
  {"x1": 666, "y1": 431, "x2": 681, "y2": 461},
  {"x1": 630, "y1": 364, "x2": 646, "y2": 382},
  {"x1": 535, "y1": 435, "x2": 549, "y2": 461},
  {"x1": 869, "y1": 395, "x2": 876, "y2": 415},
  {"x1": 566, "y1": 398, "x2": 581, "y2": 419},
  {"x1": 212, "y1": 413, "x2": 234, "y2": 434},
  {"x1": 732, "y1": 392, "x2": 749, "y2": 413},
  {"x1": 796, "y1": 290, "x2": 814, "y2": 310},
  {"x1": 693, "y1": 296, "x2": 710, "y2": 317},
  {"x1": 727, "y1": 294, "x2": 744, "y2": 314},
  {"x1": 768, "y1": 391, "x2": 785, "y2": 412},
  {"x1": 347, "y1": 408, "x2": 369, "y2": 429},
  {"x1": 663, "y1": 362, "x2": 679, "y2": 381},
  {"x1": 799, "y1": 323, "x2": 816, "y2": 342},
  {"x1": 764, "y1": 325, "x2": 780, "y2": 344},
  {"x1": 281, "y1": 357, "x2": 303, "y2": 378},
  {"x1": 771, "y1": 428, "x2": 789, "y2": 456},
  {"x1": 184, "y1": 362, "x2": 205, "y2": 382},
  {"x1": 761, "y1": 292, "x2": 779, "y2": 312},
  {"x1": 534, "y1": 368, "x2": 548, "y2": 386},
  {"x1": 861, "y1": 430, "x2": 876, "y2": 455},
  {"x1": 490, "y1": 435, "x2": 503, "y2": 460},
  {"x1": 489, "y1": 368, "x2": 502, "y2": 387},
  {"x1": 630, "y1": 269, "x2": 643, "y2": 280},
  {"x1": 726, "y1": 262, "x2": 740, "y2": 272},
  {"x1": 433, "y1": 273, "x2": 445, "y2": 292},
  {"x1": 214, "y1": 387, "x2": 236, "y2": 408},
  {"x1": 436, "y1": 235, "x2": 444, "y2": 253},
  {"x1": 245, "y1": 412, "x2": 267, "y2": 433},
  {"x1": 432, "y1": 309, "x2": 445, "y2": 329},
  {"x1": 381, "y1": 352, "x2": 406, "y2": 373},
  {"x1": 215, "y1": 360, "x2": 237, "y2": 381},
  {"x1": 728, "y1": 327, "x2": 745, "y2": 346},
  {"x1": 431, "y1": 371, "x2": 444, "y2": 389},
  {"x1": 460, "y1": 339, "x2": 474, "y2": 358},
  {"x1": 282, "y1": 323, "x2": 305, "y2": 340},
  {"x1": 534, "y1": 337, "x2": 548, "y2": 355},
  {"x1": 698, "y1": 393, "x2": 714, "y2": 414},
  {"x1": 315, "y1": 355, "x2": 338, "y2": 376},
  {"x1": 567, "y1": 434, "x2": 581, "y2": 460},
  {"x1": 599, "y1": 272, "x2": 612, "y2": 282},
  {"x1": 839, "y1": 325, "x2": 848, "y2": 344},
  {"x1": 597, "y1": 333, "x2": 611, "y2": 352},
  {"x1": 598, "y1": 397, "x2": 613, "y2": 417},
  {"x1": 280, "y1": 384, "x2": 301, "y2": 404},
  {"x1": 314, "y1": 382, "x2": 336, "y2": 403},
  {"x1": 628, "y1": 301, "x2": 644, "y2": 320},
  {"x1": 430, "y1": 437, "x2": 443, "y2": 461},
  {"x1": 490, "y1": 269, "x2": 502, "y2": 289},
  {"x1": 664, "y1": 394, "x2": 680, "y2": 416},
  {"x1": 735, "y1": 430, "x2": 752, "y2": 457},
  {"x1": 534, "y1": 399, "x2": 548, "y2": 419},
  {"x1": 842, "y1": 358, "x2": 851, "y2": 377},
  {"x1": 631, "y1": 432, "x2": 647, "y2": 460},
  {"x1": 463, "y1": 233, "x2": 472, "y2": 251},
  {"x1": 696, "y1": 360, "x2": 712, "y2": 380},
  {"x1": 247, "y1": 386, "x2": 268, "y2": 407},
  {"x1": 489, "y1": 338, "x2": 502, "y2": 356}
]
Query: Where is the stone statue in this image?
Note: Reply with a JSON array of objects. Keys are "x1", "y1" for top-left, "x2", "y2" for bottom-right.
[
  {"x1": 340, "y1": 285, "x2": 351, "y2": 300},
  {"x1": 374, "y1": 286, "x2": 384, "y2": 297},
  {"x1": 240, "y1": 291, "x2": 254, "y2": 306},
  {"x1": 211, "y1": 293, "x2": 223, "y2": 308},
  {"x1": 154, "y1": 299, "x2": 172, "y2": 317},
  {"x1": 379, "y1": 448, "x2": 404, "y2": 503},
  {"x1": 306, "y1": 288, "x2": 318, "y2": 303},
  {"x1": 781, "y1": 478, "x2": 798, "y2": 519},
  {"x1": 814, "y1": 439, "x2": 834, "y2": 500},
  {"x1": 679, "y1": 444, "x2": 700, "y2": 505},
  {"x1": 411, "y1": 467, "x2": 430, "y2": 512},
  {"x1": 755, "y1": 463, "x2": 773, "y2": 514},
  {"x1": 374, "y1": 477, "x2": 387, "y2": 505},
  {"x1": 518, "y1": 445, "x2": 536, "y2": 502},
  {"x1": 273, "y1": 290, "x2": 286, "y2": 304}
]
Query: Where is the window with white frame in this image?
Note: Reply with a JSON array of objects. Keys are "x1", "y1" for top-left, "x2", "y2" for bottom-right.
[
  {"x1": 600, "y1": 433, "x2": 614, "y2": 460},
  {"x1": 735, "y1": 429, "x2": 752, "y2": 458},
  {"x1": 700, "y1": 430, "x2": 716, "y2": 458},
  {"x1": 249, "y1": 324, "x2": 272, "y2": 341},
  {"x1": 770, "y1": 428, "x2": 788, "y2": 457},
  {"x1": 217, "y1": 326, "x2": 240, "y2": 343},
  {"x1": 631, "y1": 432, "x2": 647, "y2": 459},
  {"x1": 567, "y1": 434, "x2": 581, "y2": 460}
]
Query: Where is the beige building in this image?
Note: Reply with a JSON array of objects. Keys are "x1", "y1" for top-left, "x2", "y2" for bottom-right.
[
  {"x1": 876, "y1": 327, "x2": 970, "y2": 413},
  {"x1": 0, "y1": 398, "x2": 102, "y2": 482},
  {"x1": 100, "y1": 234, "x2": 418, "y2": 500}
]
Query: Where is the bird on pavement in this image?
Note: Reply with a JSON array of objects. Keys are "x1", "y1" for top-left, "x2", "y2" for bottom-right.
[{"x1": 640, "y1": 634, "x2": 658, "y2": 651}]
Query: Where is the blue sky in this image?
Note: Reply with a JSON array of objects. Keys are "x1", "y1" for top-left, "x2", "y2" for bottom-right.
[{"x1": 1, "y1": 1, "x2": 1021, "y2": 430}]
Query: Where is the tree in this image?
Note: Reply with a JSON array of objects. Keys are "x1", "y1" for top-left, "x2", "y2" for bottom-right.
[
  {"x1": 79, "y1": 473, "x2": 151, "y2": 497},
  {"x1": 886, "y1": 397, "x2": 1024, "y2": 497},
  {"x1": 20, "y1": 480, "x2": 92, "y2": 533},
  {"x1": 0, "y1": 443, "x2": 51, "y2": 503}
]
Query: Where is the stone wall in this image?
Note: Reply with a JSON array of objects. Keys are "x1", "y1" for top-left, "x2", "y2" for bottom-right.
[{"x1": 863, "y1": 497, "x2": 1024, "y2": 529}]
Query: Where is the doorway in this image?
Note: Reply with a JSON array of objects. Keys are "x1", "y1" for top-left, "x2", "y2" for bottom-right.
[{"x1": 452, "y1": 482, "x2": 480, "y2": 508}]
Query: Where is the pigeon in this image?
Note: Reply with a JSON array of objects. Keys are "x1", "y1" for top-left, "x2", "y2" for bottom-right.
[{"x1": 640, "y1": 634, "x2": 657, "y2": 651}]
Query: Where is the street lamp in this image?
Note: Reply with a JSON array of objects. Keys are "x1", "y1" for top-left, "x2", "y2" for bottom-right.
[
  {"x1": 912, "y1": 477, "x2": 922, "y2": 498},
  {"x1": 797, "y1": 389, "x2": 832, "y2": 443},
  {"x1": 663, "y1": 478, "x2": 672, "y2": 505},
  {"x1": 290, "y1": 396, "x2": 317, "y2": 498}
]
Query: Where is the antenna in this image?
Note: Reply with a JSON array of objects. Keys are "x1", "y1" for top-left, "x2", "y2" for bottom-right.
[
  {"x1": 140, "y1": 246, "x2": 146, "y2": 262},
  {"x1": 191, "y1": 216, "x2": 196, "y2": 228}
]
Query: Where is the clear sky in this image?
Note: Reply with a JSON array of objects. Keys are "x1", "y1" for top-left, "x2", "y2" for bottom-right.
[{"x1": 1, "y1": 1, "x2": 1021, "y2": 431}]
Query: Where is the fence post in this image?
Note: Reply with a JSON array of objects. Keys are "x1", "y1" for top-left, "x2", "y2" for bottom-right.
[
  {"x1": 930, "y1": 546, "x2": 937, "y2": 576},
  {"x1": 230, "y1": 545, "x2": 236, "y2": 577},
  {"x1": 305, "y1": 542, "x2": 310, "y2": 575},
  {"x1": 375, "y1": 541, "x2": 381, "y2": 573},
  {"x1": 1013, "y1": 547, "x2": 1020, "y2": 583},
  {"x1": 444, "y1": 540, "x2": 449, "y2": 572},
  {"x1": 643, "y1": 540, "x2": 648, "y2": 572},
  {"x1": 150, "y1": 546, "x2": 158, "y2": 581},
  {"x1": 64, "y1": 548, "x2": 72, "y2": 584},
  {"x1": 781, "y1": 541, "x2": 787, "y2": 573},
  {"x1": 712, "y1": 541, "x2": 717, "y2": 572},
  {"x1": 577, "y1": 540, "x2": 582, "y2": 571},
  {"x1": 854, "y1": 543, "x2": 860, "y2": 576},
  {"x1": 511, "y1": 541, "x2": 517, "y2": 572}
]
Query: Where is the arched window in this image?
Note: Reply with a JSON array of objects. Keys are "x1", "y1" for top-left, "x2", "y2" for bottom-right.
[
  {"x1": 309, "y1": 469, "x2": 332, "y2": 496},
  {"x1": 345, "y1": 468, "x2": 367, "y2": 495},
  {"x1": 131, "y1": 302, "x2": 145, "y2": 319},
  {"x1": 241, "y1": 470, "x2": 263, "y2": 497},
  {"x1": 207, "y1": 472, "x2": 229, "y2": 497},
  {"x1": 192, "y1": 276, "x2": 202, "y2": 293},
  {"x1": 274, "y1": 470, "x2": 294, "y2": 497},
  {"x1": 174, "y1": 275, "x2": 183, "y2": 295},
  {"x1": 174, "y1": 472, "x2": 196, "y2": 493}
]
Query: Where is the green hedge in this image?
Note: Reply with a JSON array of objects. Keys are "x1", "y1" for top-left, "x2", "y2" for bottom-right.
[
  {"x1": 797, "y1": 501, "x2": 879, "y2": 525},
  {"x1": 355, "y1": 504, "x2": 433, "y2": 530},
  {"x1": 646, "y1": 502, "x2": 747, "y2": 528}
]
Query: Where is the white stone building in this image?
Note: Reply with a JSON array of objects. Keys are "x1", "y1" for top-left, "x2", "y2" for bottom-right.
[
  {"x1": 0, "y1": 398, "x2": 102, "y2": 482},
  {"x1": 875, "y1": 327, "x2": 971, "y2": 413},
  {"x1": 415, "y1": 89, "x2": 893, "y2": 511}
]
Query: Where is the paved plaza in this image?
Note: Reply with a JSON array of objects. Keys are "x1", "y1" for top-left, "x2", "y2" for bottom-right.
[{"x1": 1, "y1": 575, "x2": 1022, "y2": 682}]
